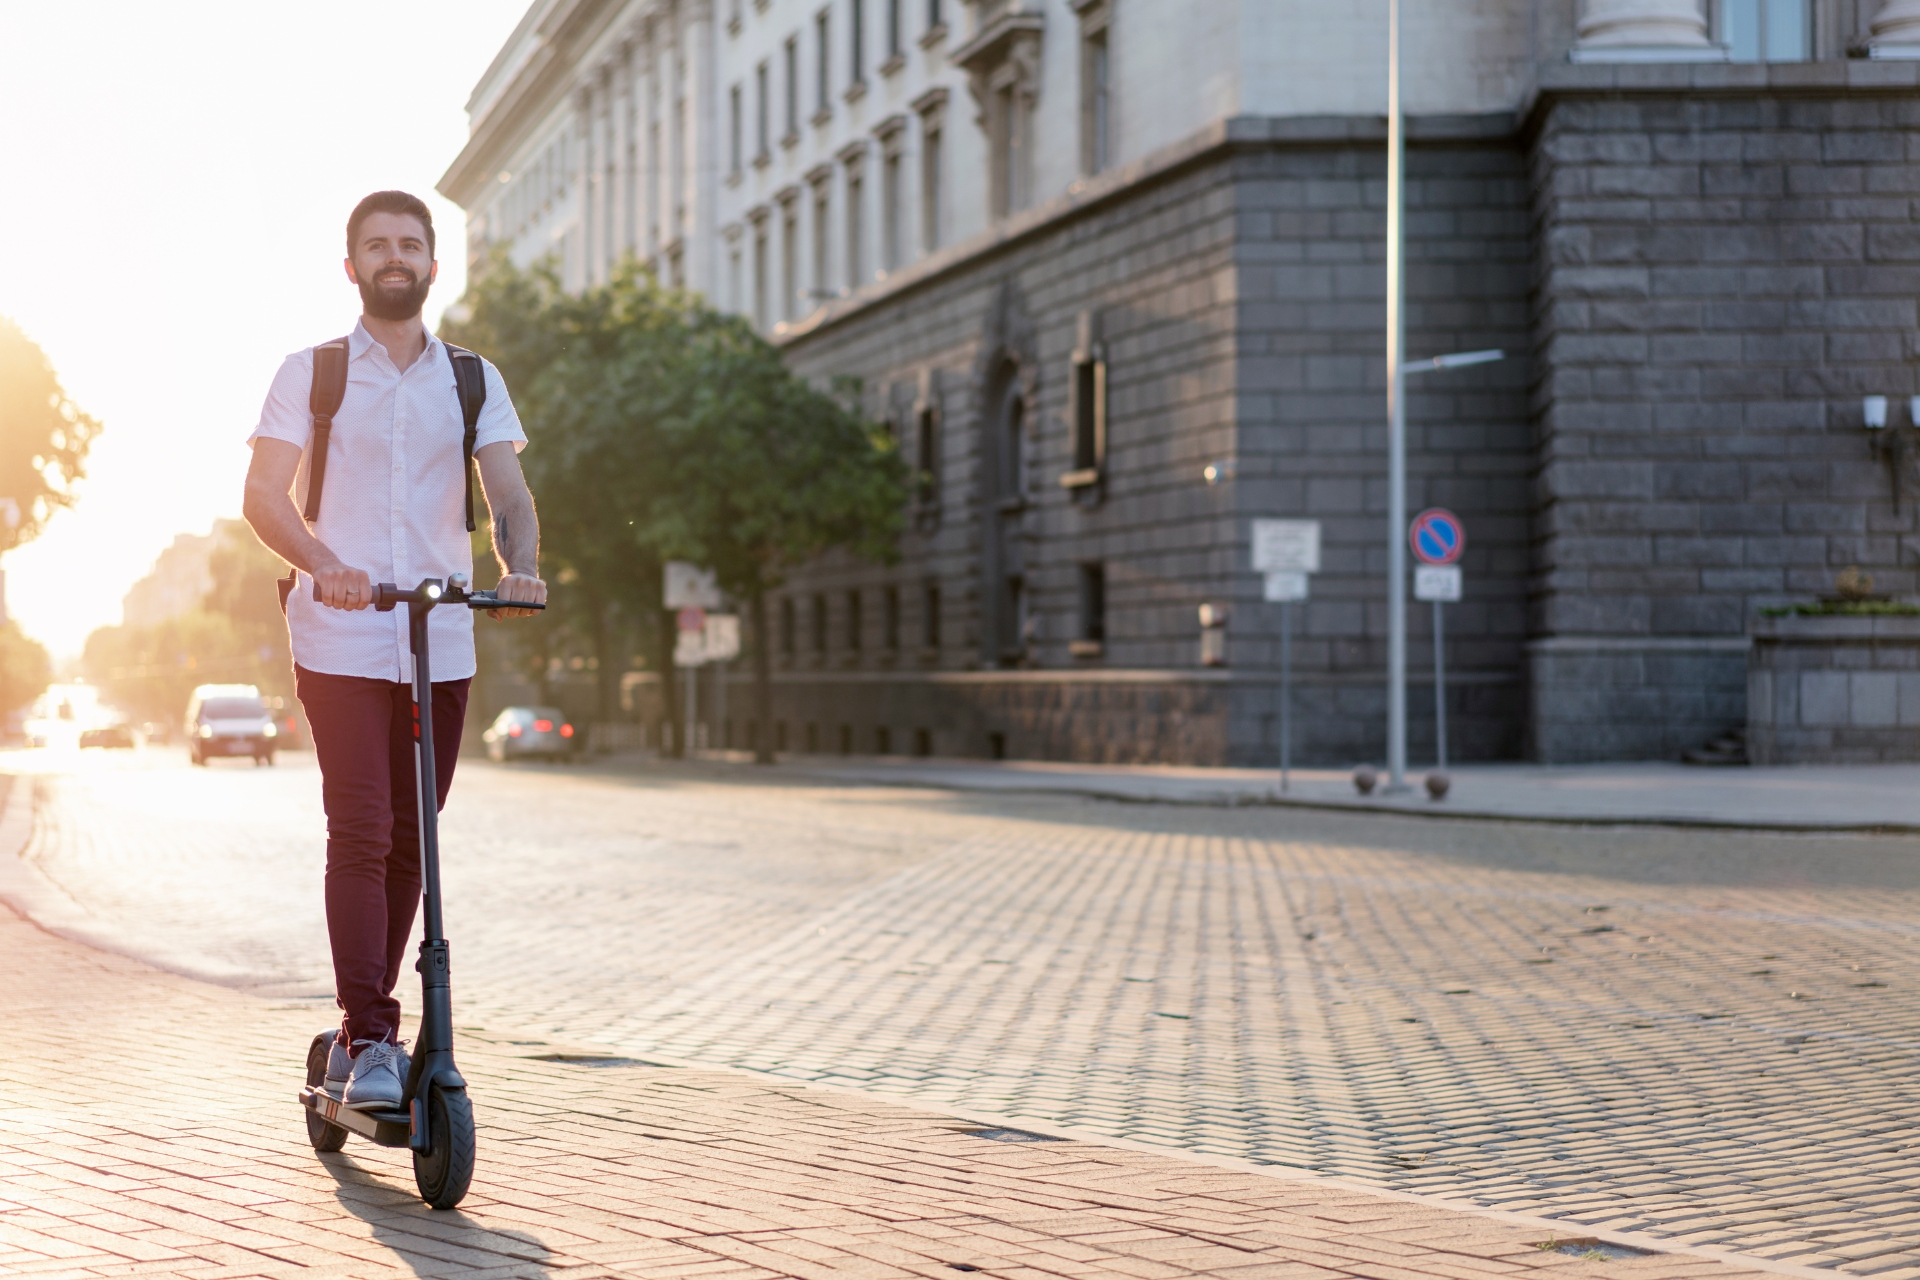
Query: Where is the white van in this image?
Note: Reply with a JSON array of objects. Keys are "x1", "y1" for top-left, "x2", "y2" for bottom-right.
[{"x1": 184, "y1": 684, "x2": 278, "y2": 766}]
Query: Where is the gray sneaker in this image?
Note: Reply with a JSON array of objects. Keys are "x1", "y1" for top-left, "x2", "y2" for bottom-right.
[
  {"x1": 324, "y1": 1036, "x2": 352, "y2": 1096},
  {"x1": 343, "y1": 1040, "x2": 406, "y2": 1111}
]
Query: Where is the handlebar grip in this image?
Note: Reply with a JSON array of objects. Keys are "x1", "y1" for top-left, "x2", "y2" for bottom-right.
[
  {"x1": 467, "y1": 592, "x2": 545, "y2": 610},
  {"x1": 309, "y1": 581, "x2": 402, "y2": 611}
]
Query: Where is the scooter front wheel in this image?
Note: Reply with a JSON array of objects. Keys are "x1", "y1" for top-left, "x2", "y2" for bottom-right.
[
  {"x1": 303, "y1": 1033, "x2": 349, "y2": 1153},
  {"x1": 413, "y1": 1086, "x2": 475, "y2": 1209}
]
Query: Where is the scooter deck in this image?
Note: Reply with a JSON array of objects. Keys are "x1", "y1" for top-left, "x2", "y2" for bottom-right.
[{"x1": 299, "y1": 1086, "x2": 412, "y2": 1148}]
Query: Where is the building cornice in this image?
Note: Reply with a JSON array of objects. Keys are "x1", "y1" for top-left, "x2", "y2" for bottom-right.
[{"x1": 439, "y1": 0, "x2": 633, "y2": 208}]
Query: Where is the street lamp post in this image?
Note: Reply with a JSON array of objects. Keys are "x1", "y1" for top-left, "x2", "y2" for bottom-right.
[{"x1": 1384, "y1": 0, "x2": 1409, "y2": 793}]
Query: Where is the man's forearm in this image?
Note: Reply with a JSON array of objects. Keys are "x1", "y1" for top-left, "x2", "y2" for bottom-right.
[
  {"x1": 243, "y1": 485, "x2": 340, "y2": 575},
  {"x1": 491, "y1": 490, "x2": 539, "y2": 578}
]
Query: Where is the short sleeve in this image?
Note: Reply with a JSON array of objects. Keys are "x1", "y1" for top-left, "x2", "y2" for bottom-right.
[
  {"x1": 474, "y1": 357, "x2": 527, "y2": 453},
  {"x1": 247, "y1": 349, "x2": 314, "y2": 450}
]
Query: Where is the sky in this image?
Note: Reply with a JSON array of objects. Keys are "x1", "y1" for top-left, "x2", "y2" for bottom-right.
[{"x1": 0, "y1": 1, "x2": 534, "y2": 660}]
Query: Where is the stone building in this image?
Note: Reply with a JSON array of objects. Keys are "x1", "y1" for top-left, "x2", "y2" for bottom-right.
[{"x1": 442, "y1": 0, "x2": 1920, "y2": 765}]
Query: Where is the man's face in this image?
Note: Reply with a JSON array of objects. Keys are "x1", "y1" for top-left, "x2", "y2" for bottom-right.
[{"x1": 345, "y1": 211, "x2": 437, "y2": 321}]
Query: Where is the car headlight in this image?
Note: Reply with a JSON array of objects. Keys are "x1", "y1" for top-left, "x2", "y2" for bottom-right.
[
  {"x1": 198, "y1": 724, "x2": 213, "y2": 738},
  {"x1": 262, "y1": 723, "x2": 277, "y2": 738}
]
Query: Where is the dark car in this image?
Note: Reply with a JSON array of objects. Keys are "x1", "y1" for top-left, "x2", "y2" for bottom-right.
[
  {"x1": 482, "y1": 706, "x2": 579, "y2": 762},
  {"x1": 79, "y1": 725, "x2": 135, "y2": 749}
]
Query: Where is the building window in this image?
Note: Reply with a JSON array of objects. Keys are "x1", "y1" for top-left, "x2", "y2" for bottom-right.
[
  {"x1": 883, "y1": 585, "x2": 900, "y2": 651},
  {"x1": 915, "y1": 403, "x2": 938, "y2": 504},
  {"x1": 1721, "y1": 0, "x2": 1808, "y2": 59},
  {"x1": 924, "y1": 582, "x2": 941, "y2": 649},
  {"x1": 728, "y1": 245, "x2": 742, "y2": 311},
  {"x1": 752, "y1": 218, "x2": 769, "y2": 330},
  {"x1": 805, "y1": 721, "x2": 819, "y2": 752},
  {"x1": 876, "y1": 725, "x2": 891, "y2": 754},
  {"x1": 845, "y1": 158, "x2": 864, "y2": 289},
  {"x1": 1064, "y1": 312, "x2": 1107, "y2": 490},
  {"x1": 921, "y1": 122, "x2": 941, "y2": 252},
  {"x1": 812, "y1": 592, "x2": 828, "y2": 654},
  {"x1": 846, "y1": 589, "x2": 863, "y2": 651},
  {"x1": 784, "y1": 36, "x2": 800, "y2": 136},
  {"x1": 815, "y1": 10, "x2": 831, "y2": 113},
  {"x1": 886, "y1": 0, "x2": 902, "y2": 57},
  {"x1": 780, "y1": 597, "x2": 796, "y2": 655},
  {"x1": 928, "y1": 0, "x2": 942, "y2": 30},
  {"x1": 755, "y1": 62, "x2": 770, "y2": 159},
  {"x1": 728, "y1": 83, "x2": 743, "y2": 174},
  {"x1": 781, "y1": 200, "x2": 799, "y2": 320},
  {"x1": 850, "y1": 0, "x2": 865, "y2": 86},
  {"x1": 812, "y1": 178, "x2": 831, "y2": 298},
  {"x1": 880, "y1": 145, "x2": 902, "y2": 273},
  {"x1": 1081, "y1": 21, "x2": 1110, "y2": 174},
  {"x1": 1075, "y1": 563, "x2": 1106, "y2": 655},
  {"x1": 990, "y1": 82, "x2": 1027, "y2": 218}
]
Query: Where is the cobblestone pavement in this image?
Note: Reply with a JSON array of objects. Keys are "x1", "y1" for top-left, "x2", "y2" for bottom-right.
[
  {"x1": 7, "y1": 750, "x2": 1919, "y2": 1275},
  {"x1": 9, "y1": 897, "x2": 1754, "y2": 1280}
]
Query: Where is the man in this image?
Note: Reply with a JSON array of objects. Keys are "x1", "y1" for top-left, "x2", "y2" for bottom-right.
[{"x1": 243, "y1": 190, "x2": 546, "y2": 1110}]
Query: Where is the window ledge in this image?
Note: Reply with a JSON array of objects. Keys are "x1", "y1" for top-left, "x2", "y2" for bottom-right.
[
  {"x1": 844, "y1": 80, "x2": 868, "y2": 104},
  {"x1": 1069, "y1": 640, "x2": 1105, "y2": 659},
  {"x1": 998, "y1": 496, "x2": 1027, "y2": 514},
  {"x1": 1058, "y1": 467, "x2": 1100, "y2": 489},
  {"x1": 727, "y1": 16, "x2": 743, "y2": 36},
  {"x1": 752, "y1": 151, "x2": 772, "y2": 170},
  {"x1": 725, "y1": 169, "x2": 745, "y2": 188},
  {"x1": 811, "y1": 106, "x2": 833, "y2": 128},
  {"x1": 780, "y1": 130, "x2": 801, "y2": 149},
  {"x1": 879, "y1": 52, "x2": 906, "y2": 77},
  {"x1": 919, "y1": 22, "x2": 948, "y2": 49}
]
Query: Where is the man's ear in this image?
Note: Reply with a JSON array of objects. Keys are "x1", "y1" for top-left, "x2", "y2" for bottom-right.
[
  {"x1": 429, "y1": 260, "x2": 440, "y2": 285},
  {"x1": 344, "y1": 257, "x2": 359, "y2": 284}
]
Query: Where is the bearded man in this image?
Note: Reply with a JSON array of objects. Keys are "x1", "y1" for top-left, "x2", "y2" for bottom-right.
[{"x1": 242, "y1": 190, "x2": 546, "y2": 1109}]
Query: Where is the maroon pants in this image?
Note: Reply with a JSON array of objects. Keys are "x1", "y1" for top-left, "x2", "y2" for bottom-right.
[{"x1": 295, "y1": 665, "x2": 469, "y2": 1049}]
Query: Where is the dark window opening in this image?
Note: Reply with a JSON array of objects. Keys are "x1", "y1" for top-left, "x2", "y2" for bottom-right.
[
  {"x1": 776, "y1": 721, "x2": 789, "y2": 751},
  {"x1": 883, "y1": 585, "x2": 900, "y2": 651},
  {"x1": 850, "y1": 0, "x2": 865, "y2": 85},
  {"x1": 875, "y1": 725, "x2": 891, "y2": 754},
  {"x1": 924, "y1": 582, "x2": 941, "y2": 649},
  {"x1": 1079, "y1": 563, "x2": 1106, "y2": 643},
  {"x1": 805, "y1": 721, "x2": 820, "y2": 752},
  {"x1": 780, "y1": 598, "x2": 796, "y2": 656},
  {"x1": 846, "y1": 589, "x2": 863, "y2": 650},
  {"x1": 784, "y1": 36, "x2": 799, "y2": 135},
  {"x1": 815, "y1": 10, "x2": 830, "y2": 112},
  {"x1": 887, "y1": 0, "x2": 901, "y2": 57},
  {"x1": 1072, "y1": 356, "x2": 1106, "y2": 472},
  {"x1": 988, "y1": 731, "x2": 1006, "y2": 760},
  {"x1": 839, "y1": 723, "x2": 854, "y2": 754},
  {"x1": 913, "y1": 727, "x2": 932, "y2": 757},
  {"x1": 812, "y1": 592, "x2": 828, "y2": 654},
  {"x1": 915, "y1": 405, "x2": 938, "y2": 502}
]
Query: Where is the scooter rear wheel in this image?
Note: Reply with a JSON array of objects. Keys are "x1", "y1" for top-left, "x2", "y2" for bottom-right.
[
  {"x1": 413, "y1": 1086, "x2": 475, "y2": 1209},
  {"x1": 303, "y1": 1033, "x2": 349, "y2": 1153}
]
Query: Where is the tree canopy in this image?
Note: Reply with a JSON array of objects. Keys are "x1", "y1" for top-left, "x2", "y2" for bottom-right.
[
  {"x1": 443, "y1": 255, "x2": 906, "y2": 760},
  {"x1": 0, "y1": 315, "x2": 101, "y2": 554}
]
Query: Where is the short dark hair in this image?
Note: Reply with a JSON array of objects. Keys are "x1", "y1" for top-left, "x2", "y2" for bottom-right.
[{"x1": 346, "y1": 190, "x2": 436, "y2": 259}]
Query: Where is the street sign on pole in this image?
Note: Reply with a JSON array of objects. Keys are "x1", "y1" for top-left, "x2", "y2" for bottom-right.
[
  {"x1": 703, "y1": 614, "x2": 741, "y2": 661},
  {"x1": 1413, "y1": 565, "x2": 1462, "y2": 602},
  {"x1": 1263, "y1": 571, "x2": 1309, "y2": 602},
  {"x1": 1409, "y1": 508, "x2": 1465, "y2": 566},
  {"x1": 664, "y1": 562, "x2": 721, "y2": 609},
  {"x1": 1252, "y1": 520, "x2": 1321, "y2": 574}
]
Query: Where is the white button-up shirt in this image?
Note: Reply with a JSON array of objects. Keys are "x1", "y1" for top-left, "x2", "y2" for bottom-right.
[{"x1": 249, "y1": 321, "x2": 527, "y2": 683}]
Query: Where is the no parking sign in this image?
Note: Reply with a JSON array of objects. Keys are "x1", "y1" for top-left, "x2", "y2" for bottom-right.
[{"x1": 1409, "y1": 508, "x2": 1464, "y2": 566}]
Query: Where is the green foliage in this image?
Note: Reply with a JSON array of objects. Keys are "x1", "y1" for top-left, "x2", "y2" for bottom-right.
[
  {"x1": 441, "y1": 253, "x2": 908, "y2": 748},
  {"x1": 0, "y1": 315, "x2": 102, "y2": 554},
  {"x1": 83, "y1": 523, "x2": 292, "y2": 726},
  {"x1": 1760, "y1": 601, "x2": 1920, "y2": 617},
  {"x1": 0, "y1": 622, "x2": 51, "y2": 717}
]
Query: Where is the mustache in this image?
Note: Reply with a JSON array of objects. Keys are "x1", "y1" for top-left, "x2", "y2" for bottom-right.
[{"x1": 368, "y1": 263, "x2": 419, "y2": 286}]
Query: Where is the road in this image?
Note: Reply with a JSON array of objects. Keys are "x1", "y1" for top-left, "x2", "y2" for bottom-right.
[{"x1": 6, "y1": 745, "x2": 1918, "y2": 1275}]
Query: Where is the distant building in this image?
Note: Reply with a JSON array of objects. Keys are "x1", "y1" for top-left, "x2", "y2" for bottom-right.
[
  {"x1": 443, "y1": 0, "x2": 1920, "y2": 764},
  {"x1": 121, "y1": 524, "x2": 231, "y2": 629}
]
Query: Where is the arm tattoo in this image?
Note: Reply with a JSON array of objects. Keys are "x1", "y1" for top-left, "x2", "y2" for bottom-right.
[{"x1": 494, "y1": 510, "x2": 539, "y2": 578}]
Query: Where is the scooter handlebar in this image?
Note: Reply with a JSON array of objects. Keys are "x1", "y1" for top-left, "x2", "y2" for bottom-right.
[{"x1": 308, "y1": 580, "x2": 546, "y2": 612}]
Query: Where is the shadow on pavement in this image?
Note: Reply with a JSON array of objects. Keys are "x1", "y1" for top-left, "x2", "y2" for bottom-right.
[{"x1": 317, "y1": 1150, "x2": 561, "y2": 1277}]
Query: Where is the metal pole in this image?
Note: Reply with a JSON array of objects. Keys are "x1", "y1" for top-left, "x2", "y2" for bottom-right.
[
  {"x1": 718, "y1": 658, "x2": 729, "y2": 752},
  {"x1": 1384, "y1": 0, "x2": 1409, "y2": 793},
  {"x1": 1433, "y1": 598, "x2": 1447, "y2": 772},
  {"x1": 685, "y1": 663, "x2": 697, "y2": 755},
  {"x1": 1280, "y1": 600, "x2": 1292, "y2": 792}
]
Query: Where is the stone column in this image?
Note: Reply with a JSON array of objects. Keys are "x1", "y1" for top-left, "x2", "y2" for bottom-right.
[
  {"x1": 1867, "y1": 0, "x2": 1920, "y2": 55},
  {"x1": 1570, "y1": 0, "x2": 1725, "y2": 59}
]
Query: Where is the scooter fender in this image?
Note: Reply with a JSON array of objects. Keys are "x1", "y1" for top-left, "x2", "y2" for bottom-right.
[{"x1": 407, "y1": 1065, "x2": 469, "y2": 1153}]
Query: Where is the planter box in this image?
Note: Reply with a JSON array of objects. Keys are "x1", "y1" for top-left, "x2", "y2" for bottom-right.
[{"x1": 1748, "y1": 614, "x2": 1920, "y2": 764}]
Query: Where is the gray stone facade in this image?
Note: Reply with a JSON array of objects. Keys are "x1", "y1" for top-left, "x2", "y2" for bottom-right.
[
  {"x1": 746, "y1": 63, "x2": 1920, "y2": 767},
  {"x1": 1749, "y1": 614, "x2": 1920, "y2": 763}
]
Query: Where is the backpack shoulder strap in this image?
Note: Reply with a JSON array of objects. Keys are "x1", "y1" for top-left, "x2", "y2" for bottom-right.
[
  {"x1": 443, "y1": 342, "x2": 488, "y2": 533},
  {"x1": 302, "y1": 336, "x2": 352, "y2": 523}
]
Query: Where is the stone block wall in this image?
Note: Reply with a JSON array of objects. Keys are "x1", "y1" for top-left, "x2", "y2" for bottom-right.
[
  {"x1": 1527, "y1": 66, "x2": 1920, "y2": 761},
  {"x1": 1748, "y1": 613, "x2": 1920, "y2": 762}
]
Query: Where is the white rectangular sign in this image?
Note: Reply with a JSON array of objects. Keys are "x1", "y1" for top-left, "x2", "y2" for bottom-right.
[
  {"x1": 664, "y1": 561, "x2": 722, "y2": 609},
  {"x1": 1414, "y1": 565, "x2": 1463, "y2": 602},
  {"x1": 1252, "y1": 520, "x2": 1321, "y2": 574},
  {"x1": 1263, "y1": 571, "x2": 1309, "y2": 602},
  {"x1": 703, "y1": 614, "x2": 741, "y2": 662}
]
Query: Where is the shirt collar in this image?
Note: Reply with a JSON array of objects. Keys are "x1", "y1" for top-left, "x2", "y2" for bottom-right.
[{"x1": 348, "y1": 318, "x2": 442, "y2": 367}]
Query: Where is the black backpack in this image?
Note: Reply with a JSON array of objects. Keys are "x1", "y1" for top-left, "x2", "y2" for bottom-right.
[{"x1": 277, "y1": 336, "x2": 488, "y2": 611}]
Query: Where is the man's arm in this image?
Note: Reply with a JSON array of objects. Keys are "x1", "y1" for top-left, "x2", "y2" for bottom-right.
[
  {"x1": 475, "y1": 440, "x2": 547, "y2": 619},
  {"x1": 242, "y1": 439, "x2": 372, "y2": 610}
]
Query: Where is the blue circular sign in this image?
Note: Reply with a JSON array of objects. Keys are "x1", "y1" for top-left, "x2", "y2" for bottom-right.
[{"x1": 1410, "y1": 508, "x2": 1465, "y2": 566}]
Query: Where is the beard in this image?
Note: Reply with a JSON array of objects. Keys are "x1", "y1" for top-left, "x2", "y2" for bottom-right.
[{"x1": 357, "y1": 263, "x2": 433, "y2": 321}]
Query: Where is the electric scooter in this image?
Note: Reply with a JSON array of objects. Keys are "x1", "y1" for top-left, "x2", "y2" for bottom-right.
[{"x1": 297, "y1": 574, "x2": 543, "y2": 1210}]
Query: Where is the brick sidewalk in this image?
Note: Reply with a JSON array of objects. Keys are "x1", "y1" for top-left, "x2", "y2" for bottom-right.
[{"x1": 0, "y1": 904, "x2": 1788, "y2": 1280}]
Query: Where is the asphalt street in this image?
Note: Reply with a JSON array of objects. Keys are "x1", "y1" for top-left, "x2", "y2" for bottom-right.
[{"x1": 6, "y1": 746, "x2": 1917, "y2": 1275}]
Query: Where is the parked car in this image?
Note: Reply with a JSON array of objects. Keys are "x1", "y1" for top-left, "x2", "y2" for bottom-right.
[
  {"x1": 184, "y1": 684, "x2": 277, "y2": 766},
  {"x1": 79, "y1": 725, "x2": 135, "y2": 749},
  {"x1": 482, "y1": 706, "x2": 578, "y2": 762}
]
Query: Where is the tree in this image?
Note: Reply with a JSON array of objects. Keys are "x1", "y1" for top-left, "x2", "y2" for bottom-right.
[
  {"x1": 442, "y1": 255, "x2": 907, "y2": 763},
  {"x1": 0, "y1": 623, "x2": 50, "y2": 721},
  {"x1": 0, "y1": 315, "x2": 102, "y2": 553}
]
